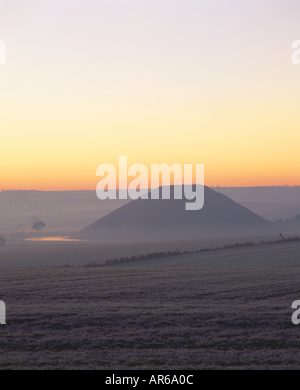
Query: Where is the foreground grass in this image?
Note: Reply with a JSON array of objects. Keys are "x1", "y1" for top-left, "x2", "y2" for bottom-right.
[{"x1": 0, "y1": 267, "x2": 299, "y2": 369}]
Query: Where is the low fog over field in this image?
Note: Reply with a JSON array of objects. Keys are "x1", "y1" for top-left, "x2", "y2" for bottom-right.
[
  {"x1": 0, "y1": 190, "x2": 130, "y2": 233},
  {"x1": 214, "y1": 186, "x2": 300, "y2": 223},
  {"x1": 0, "y1": 237, "x2": 299, "y2": 269}
]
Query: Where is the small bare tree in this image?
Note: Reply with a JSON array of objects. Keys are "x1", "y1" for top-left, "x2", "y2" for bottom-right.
[{"x1": 32, "y1": 221, "x2": 46, "y2": 233}]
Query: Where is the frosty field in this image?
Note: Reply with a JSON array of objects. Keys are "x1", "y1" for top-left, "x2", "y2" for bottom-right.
[
  {"x1": 1, "y1": 235, "x2": 299, "y2": 269},
  {"x1": 0, "y1": 249, "x2": 299, "y2": 369}
]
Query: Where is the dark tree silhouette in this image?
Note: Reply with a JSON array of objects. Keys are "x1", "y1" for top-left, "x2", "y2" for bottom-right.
[
  {"x1": 32, "y1": 221, "x2": 46, "y2": 232},
  {"x1": 0, "y1": 235, "x2": 6, "y2": 247}
]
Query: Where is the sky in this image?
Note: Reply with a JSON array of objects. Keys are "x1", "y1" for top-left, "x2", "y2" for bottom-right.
[{"x1": 0, "y1": 0, "x2": 299, "y2": 190}]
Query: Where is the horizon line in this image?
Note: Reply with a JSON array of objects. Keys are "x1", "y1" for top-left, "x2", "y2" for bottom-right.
[{"x1": 1, "y1": 184, "x2": 300, "y2": 192}]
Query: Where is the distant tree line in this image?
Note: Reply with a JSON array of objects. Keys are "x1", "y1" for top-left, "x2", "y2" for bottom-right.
[{"x1": 275, "y1": 214, "x2": 300, "y2": 224}]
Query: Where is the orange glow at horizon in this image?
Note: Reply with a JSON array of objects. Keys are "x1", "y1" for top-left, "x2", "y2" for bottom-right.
[
  {"x1": 1, "y1": 161, "x2": 299, "y2": 192},
  {"x1": 0, "y1": 1, "x2": 299, "y2": 191}
]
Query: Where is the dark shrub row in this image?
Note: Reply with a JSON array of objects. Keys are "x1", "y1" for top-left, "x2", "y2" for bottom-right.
[{"x1": 81, "y1": 235, "x2": 300, "y2": 268}]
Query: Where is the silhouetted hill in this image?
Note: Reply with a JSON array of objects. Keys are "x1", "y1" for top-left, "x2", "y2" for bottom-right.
[{"x1": 73, "y1": 186, "x2": 279, "y2": 242}]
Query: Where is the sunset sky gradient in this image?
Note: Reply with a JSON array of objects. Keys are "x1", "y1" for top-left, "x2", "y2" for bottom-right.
[{"x1": 0, "y1": 0, "x2": 299, "y2": 190}]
